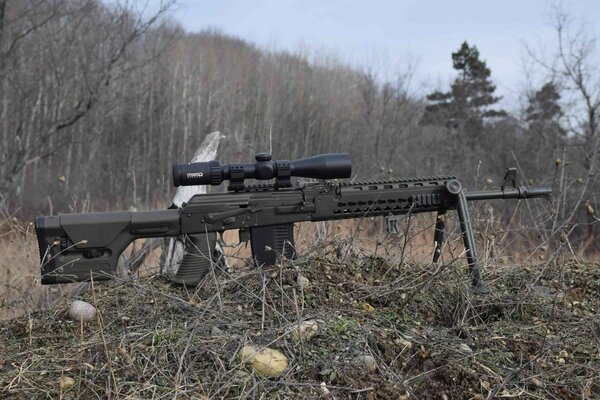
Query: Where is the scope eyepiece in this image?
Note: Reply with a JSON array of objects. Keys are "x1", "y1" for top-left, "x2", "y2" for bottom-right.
[
  {"x1": 172, "y1": 153, "x2": 351, "y2": 189},
  {"x1": 173, "y1": 160, "x2": 223, "y2": 187}
]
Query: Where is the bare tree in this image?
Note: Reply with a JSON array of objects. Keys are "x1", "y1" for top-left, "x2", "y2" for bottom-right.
[
  {"x1": 525, "y1": 5, "x2": 600, "y2": 250},
  {"x1": 0, "y1": 0, "x2": 175, "y2": 207}
]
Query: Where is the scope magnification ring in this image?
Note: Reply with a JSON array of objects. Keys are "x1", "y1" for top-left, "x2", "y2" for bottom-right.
[{"x1": 210, "y1": 161, "x2": 222, "y2": 186}]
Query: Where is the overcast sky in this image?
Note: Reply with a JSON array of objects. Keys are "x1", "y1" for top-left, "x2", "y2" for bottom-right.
[{"x1": 151, "y1": 0, "x2": 600, "y2": 110}]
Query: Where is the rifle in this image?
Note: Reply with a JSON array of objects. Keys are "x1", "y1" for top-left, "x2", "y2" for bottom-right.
[{"x1": 35, "y1": 153, "x2": 551, "y2": 290}]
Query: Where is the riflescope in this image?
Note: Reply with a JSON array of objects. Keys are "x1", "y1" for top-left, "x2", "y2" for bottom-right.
[{"x1": 173, "y1": 153, "x2": 352, "y2": 189}]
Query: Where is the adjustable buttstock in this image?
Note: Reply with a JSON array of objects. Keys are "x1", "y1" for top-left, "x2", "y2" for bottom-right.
[
  {"x1": 250, "y1": 224, "x2": 297, "y2": 266},
  {"x1": 35, "y1": 210, "x2": 180, "y2": 284}
]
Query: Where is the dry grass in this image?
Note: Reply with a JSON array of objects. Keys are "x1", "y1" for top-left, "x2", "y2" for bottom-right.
[
  {"x1": 0, "y1": 210, "x2": 573, "y2": 320},
  {"x1": 0, "y1": 218, "x2": 85, "y2": 320},
  {"x1": 1, "y1": 208, "x2": 598, "y2": 398},
  {"x1": 1, "y1": 241, "x2": 599, "y2": 398}
]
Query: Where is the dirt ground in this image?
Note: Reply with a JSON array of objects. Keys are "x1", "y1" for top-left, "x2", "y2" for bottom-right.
[{"x1": 1, "y1": 242, "x2": 598, "y2": 399}]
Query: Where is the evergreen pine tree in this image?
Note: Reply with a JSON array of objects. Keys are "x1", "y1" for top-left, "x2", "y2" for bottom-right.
[
  {"x1": 423, "y1": 41, "x2": 505, "y2": 134},
  {"x1": 525, "y1": 81, "x2": 564, "y2": 138}
]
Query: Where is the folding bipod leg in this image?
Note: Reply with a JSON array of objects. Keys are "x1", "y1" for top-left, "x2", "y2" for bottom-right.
[
  {"x1": 432, "y1": 210, "x2": 446, "y2": 263},
  {"x1": 445, "y1": 179, "x2": 487, "y2": 291},
  {"x1": 456, "y1": 191, "x2": 487, "y2": 291}
]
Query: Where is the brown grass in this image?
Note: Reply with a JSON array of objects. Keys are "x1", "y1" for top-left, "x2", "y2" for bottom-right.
[
  {"x1": 0, "y1": 219, "x2": 85, "y2": 320},
  {"x1": 1, "y1": 208, "x2": 598, "y2": 398},
  {"x1": 0, "y1": 211, "x2": 572, "y2": 320},
  {"x1": 0, "y1": 248, "x2": 598, "y2": 398}
]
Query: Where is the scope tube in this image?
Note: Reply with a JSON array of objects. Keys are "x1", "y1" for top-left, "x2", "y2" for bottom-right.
[{"x1": 173, "y1": 153, "x2": 351, "y2": 187}]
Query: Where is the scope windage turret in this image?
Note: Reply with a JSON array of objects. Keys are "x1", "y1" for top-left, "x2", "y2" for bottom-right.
[{"x1": 173, "y1": 153, "x2": 352, "y2": 188}]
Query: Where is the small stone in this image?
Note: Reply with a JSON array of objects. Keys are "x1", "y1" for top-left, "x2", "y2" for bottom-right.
[
  {"x1": 232, "y1": 370, "x2": 250, "y2": 381},
  {"x1": 459, "y1": 343, "x2": 473, "y2": 353},
  {"x1": 558, "y1": 350, "x2": 568, "y2": 358},
  {"x1": 289, "y1": 320, "x2": 319, "y2": 343},
  {"x1": 67, "y1": 300, "x2": 96, "y2": 322},
  {"x1": 395, "y1": 337, "x2": 412, "y2": 349},
  {"x1": 59, "y1": 376, "x2": 75, "y2": 390},
  {"x1": 557, "y1": 357, "x2": 565, "y2": 365},
  {"x1": 211, "y1": 326, "x2": 225, "y2": 336},
  {"x1": 356, "y1": 354, "x2": 377, "y2": 372},
  {"x1": 362, "y1": 303, "x2": 375, "y2": 312},
  {"x1": 238, "y1": 345, "x2": 288, "y2": 378},
  {"x1": 320, "y1": 382, "x2": 330, "y2": 395},
  {"x1": 297, "y1": 275, "x2": 310, "y2": 288},
  {"x1": 529, "y1": 377, "x2": 544, "y2": 388}
]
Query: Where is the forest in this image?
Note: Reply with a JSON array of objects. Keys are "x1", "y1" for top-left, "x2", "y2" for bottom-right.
[{"x1": 0, "y1": 0, "x2": 597, "y2": 256}]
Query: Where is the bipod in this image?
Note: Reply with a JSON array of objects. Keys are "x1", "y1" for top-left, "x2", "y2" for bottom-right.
[{"x1": 432, "y1": 179, "x2": 489, "y2": 293}]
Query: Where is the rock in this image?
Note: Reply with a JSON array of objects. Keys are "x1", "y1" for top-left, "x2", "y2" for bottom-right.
[
  {"x1": 528, "y1": 377, "x2": 544, "y2": 389},
  {"x1": 395, "y1": 337, "x2": 412, "y2": 350},
  {"x1": 59, "y1": 376, "x2": 75, "y2": 390},
  {"x1": 356, "y1": 354, "x2": 377, "y2": 372},
  {"x1": 558, "y1": 350, "x2": 569, "y2": 358},
  {"x1": 238, "y1": 345, "x2": 288, "y2": 378},
  {"x1": 232, "y1": 370, "x2": 250, "y2": 381},
  {"x1": 320, "y1": 382, "x2": 330, "y2": 395},
  {"x1": 211, "y1": 326, "x2": 225, "y2": 336},
  {"x1": 290, "y1": 320, "x2": 319, "y2": 343},
  {"x1": 297, "y1": 275, "x2": 310, "y2": 288},
  {"x1": 362, "y1": 302, "x2": 375, "y2": 312},
  {"x1": 459, "y1": 343, "x2": 473, "y2": 353},
  {"x1": 67, "y1": 300, "x2": 96, "y2": 322}
]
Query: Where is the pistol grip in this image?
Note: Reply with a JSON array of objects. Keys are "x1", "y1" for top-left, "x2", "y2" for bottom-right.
[
  {"x1": 163, "y1": 232, "x2": 221, "y2": 286},
  {"x1": 250, "y1": 223, "x2": 297, "y2": 266}
]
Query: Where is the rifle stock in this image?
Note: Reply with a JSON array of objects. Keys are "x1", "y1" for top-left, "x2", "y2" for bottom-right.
[{"x1": 36, "y1": 210, "x2": 180, "y2": 284}]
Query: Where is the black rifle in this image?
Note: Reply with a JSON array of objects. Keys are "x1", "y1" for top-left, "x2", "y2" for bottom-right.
[{"x1": 35, "y1": 153, "x2": 551, "y2": 289}]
